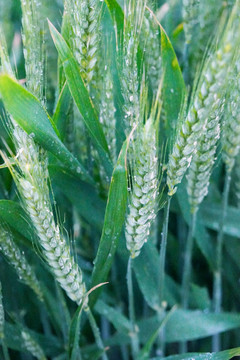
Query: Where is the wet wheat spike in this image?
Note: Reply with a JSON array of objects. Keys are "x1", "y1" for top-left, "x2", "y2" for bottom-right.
[
  {"x1": 70, "y1": 0, "x2": 101, "y2": 86},
  {"x1": 167, "y1": 0, "x2": 240, "y2": 196},
  {"x1": 222, "y1": 64, "x2": 240, "y2": 173},
  {"x1": 99, "y1": 65, "x2": 117, "y2": 163},
  {"x1": 125, "y1": 118, "x2": 158, "y2": 258},
  {"x1": 141, "y1": 9, "x2": 161, "y2": 95},
  {"x1": 187, "y1": 114, "x2": 220, "y2": 213}
]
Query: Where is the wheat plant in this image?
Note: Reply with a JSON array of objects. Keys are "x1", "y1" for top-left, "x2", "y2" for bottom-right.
[{"x1": 1, "y1": 0, "x2": 240, "y2": 359}]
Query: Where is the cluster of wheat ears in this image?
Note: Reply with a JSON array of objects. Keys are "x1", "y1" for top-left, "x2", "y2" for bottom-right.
[{"x1": 0, "y1": 0, "x2": 240, "y2": 359}]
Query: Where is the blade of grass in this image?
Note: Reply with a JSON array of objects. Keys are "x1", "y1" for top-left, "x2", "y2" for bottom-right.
[{"x1": 90, "y1": 139, "x2": 128, "y2": 307}]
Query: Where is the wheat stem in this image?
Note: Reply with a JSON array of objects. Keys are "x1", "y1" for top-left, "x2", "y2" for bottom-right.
[
  {"x1": 127, "y1": 257, "x2": 139, "y2": 359},
  {"x1": 2, "y1": 343, "x2": 10, "y2": 360},
  {"x1": 159, "y1": 196, "x2": 171, "y2": 305},
  {"x1": 86, "y1": 309, "x2": 108, "y2": 360},
  {"x1": 212, "y1": 172, "x2": 231, "y2": 352},
  {"x1": 180, "y1": 210, "x2": 197, "y2": 353}
]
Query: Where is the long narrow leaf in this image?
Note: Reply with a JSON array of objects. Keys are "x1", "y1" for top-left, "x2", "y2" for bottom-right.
[{"x1": 90, "y1": 139, "x2": 128, "y2": 306}]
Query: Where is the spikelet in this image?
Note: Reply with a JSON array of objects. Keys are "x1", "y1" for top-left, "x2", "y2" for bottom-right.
[
  {"x1": 69, "y1": 0, "x2": 101, "y2": 86},
  {"x1": 182, "y1": 0, "x2": 199, "y2": 44},
  {"x1": 141, "y1": 7, "x2": 161, "y2": 95},
  {"x1": 99, "y1": 64, "x2": 117, "y2": 163},
  {"x1": 167, "y1": 0, "x2": 240, "y2": 196},
  {"x1": 187, "y1": 114, "x2": 220, "y2": 213},
  {"x1": 0, "y1": 226, "x2": 43, "y2": 301},
  {"x1": 125, "y1": 99, "x2": 159, "y2": 258},
  {"x1": 120, "y1": 0, "x2": 146, "y2": 132},
  {"x1": 0, "y1": 282, "x2": 4, "y2": 340},
  {"x1": 222, "y1": 64, "x2": 240, "y2": 173},
  {"x1": 22, "y1": 330, "x2": 47, "y2": 360}
]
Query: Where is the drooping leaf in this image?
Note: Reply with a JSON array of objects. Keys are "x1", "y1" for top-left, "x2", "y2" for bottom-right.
[
  {"x1": 48, "y1": 21, "x2": 113, "y2": 178},
  {"x1": 139, "y1": 310, "x2": 240, "y2": 343},
  {"x1": 0, "y1": 75, "x2": 92, "y2": 184},
  {"x1": 90, "y1": 140, "x2": 128, "y2": 306}
]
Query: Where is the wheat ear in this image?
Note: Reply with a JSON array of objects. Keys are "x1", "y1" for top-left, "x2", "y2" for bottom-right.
[
  {"x1": 125, "y1": 109, "x2": 159, "y2": 258},
  {"x1": 167, "y1": 0, "x2": 240, "y2": 196},
  {"x1": 141, "y1": 7, "x2": 161, "y2": 95},
  {"x1": 99, "y1": 63, "x2": 117, "y2": 163},
  {"x1": 21, "y1": 330, "x2": 47, "y2": 360},
  {"x1": 222, "y1": 64, "x2": 240, "y2": 173},
  {"x1": 68, "y1": 0, "x2": 101, "y2": 86},
  {"x1": 120, "y1": 0, "x2": 146, "y2": 133}
]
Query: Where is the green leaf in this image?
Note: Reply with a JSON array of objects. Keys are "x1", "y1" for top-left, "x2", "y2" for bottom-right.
[
  {"x1": 0, "y1": 75, "x2": 92, "y2": 184},
  {"x1": 95, "y1": 300, "x2": 131, "y2": 334},
  {"x1": 90, "y1": 140, "x2": 128, "y2": 306},
  {"x1": 144, "y1": 310, "x2": 240, "y2": 343},
  {"x1": 48, "y1": 21, "x2": 112, "y2": 178},
  {"x1": 68, "y1": 302, "x2": 85, "y2": 360},
  {"x1": 152, "y1": 347, "x2": 240, "y2": 360},
  {"x1": 160, "y1": 24, "x2": 185, "y2": 136},
  {"x1": 200, "y1": 202, "x2": 240, "y2": 238},
  {"x1": 133, "y1": 243, "x2": 180, "y2": 311},
  {"x1": 53, "y1": 82, "x2": 72, "y2": 139},
  {"x1": 104, "y1": 0, "x2": 124, "y2": 48},
  {"x1": 138, "y1": 307, "x2": 177, "y2": 360}
]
